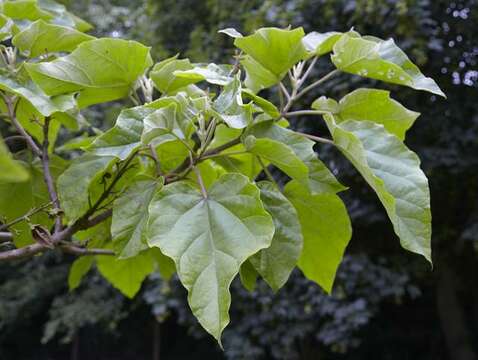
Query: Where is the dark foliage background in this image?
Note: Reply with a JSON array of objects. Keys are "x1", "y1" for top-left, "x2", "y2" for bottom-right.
[{"x1": 0, "y1": 0, "x2": 477, "y2": 359}]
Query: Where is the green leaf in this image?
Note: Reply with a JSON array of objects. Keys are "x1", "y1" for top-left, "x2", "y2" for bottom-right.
[
  {"x1": 331, "y1": 32, "x2": 445, "y2": 97},
  {"x1": 25, "y1": 38, "x2": 153, "y2": 107},
  {"x1": 241, "y1": 89, "x2": 280, "y2": 118},
  {"x1": 239, "y1": 260, "x2": 258, "y2": 292},
  {"x1": 284, "y1": 180, "x2": 352, "y2": 293},
  {"x1": 0, "y1": 156, "x2": 66, "y2": 246},
  {"x1": 213, "y1": 76, "x2": 253, "y2": 129},
  {"x1": 150, "y1": 55, "x2": 197, "y2": 94},
  {"x1": 218, "y1": 28, "x2": 243, "y2": 38},
  {"x1": 174, "y1": 63, "x2": 233, "y2": 86},
  {"x1": 150, "y1": 247, "x2": 176, "y2": 280},
  {"x1": 250, "y1": 182, "x2": 303, "y2": 291},
  {"x1": 245, "y1": 120, "x2": 345, "y2": 194},
  {"x1": 68, "y1": 256, "x2": 94, "y2": 291},
  {"x1": 0, "y1": 137, "x2": 29, "y2": 182},
  {"x1": 0, "y1": 72, "x2": 77, "y2": 117},
  {"x1": 89, "y1": 105, "x2": 155, "y2": 160},
  {"x1": 0, "y1": 14, "x2": 19, "y2": 41},
  {"x1": 324, "y1": 115, "x2": 432, "y2": 262},
  {"x1": 2, "y1": 0, "x2": 92, "y2": 32},
  {"x1": 240, "y1": 55, "x2": 278, "y2": 93},
  {"x1": 12, "y1": 19, "x2": 95, "y2": 57},
  {"x1": 111, "y1": 178, "x2": 162, "y2": 258},
  {"x1": 313, "y1": 88, "x2": 420, "y2": 140},
  {"x1": 97, "y1": 249, "x2": 154, "y2": 298},
  {"x1": 147, "y1": 173, "x2": 274, "y2": 343},
  {"x1": 302, "y1": 31, "x2": 342, "y2": 56},
  {"x1": 235, "y1": 27, "x2": 308, "y2": 78},
  {"x1": 141, "y1": 95, "x2": 197, "y2": 145},
  {"x1": 244, "y1": 135, "x2": 309, "y2": 187},
  {"x1": 57, "y1": 154, "x2": 115, "y2": 221},
  {"x1": 2, "y1": 0, "x2": 53, "y2": 22}
]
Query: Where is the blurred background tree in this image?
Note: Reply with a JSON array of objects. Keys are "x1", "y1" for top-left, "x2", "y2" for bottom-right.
[{"x1": 0, "y1": 0, "x2": 476, "y2": 359}]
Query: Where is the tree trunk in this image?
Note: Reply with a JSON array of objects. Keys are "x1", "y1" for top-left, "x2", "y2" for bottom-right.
[{"x1": 436, "y1": 262, "x2": 477, "y2": 360}]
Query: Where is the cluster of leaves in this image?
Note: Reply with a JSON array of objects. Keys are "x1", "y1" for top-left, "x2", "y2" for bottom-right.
[{"x1": 0, "y1": 0, "x2": 444, "y2": 344}]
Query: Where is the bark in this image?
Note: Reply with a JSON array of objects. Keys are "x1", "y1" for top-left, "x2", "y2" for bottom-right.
[{"x1": 436, "y1": 262, "x2": 477, "y2": 360}]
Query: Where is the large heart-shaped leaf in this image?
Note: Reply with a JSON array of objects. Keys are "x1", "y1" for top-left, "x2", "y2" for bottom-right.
[
  {"x1": 324, "y1": 115, "x2": 432, "y2": 263},
  {"x1": 313, "y1": 88, "x2": 420, "y2": 140},
  {"x1": 284, "y1": 180, "x2": 352, "y2": 293},
  {"x1": 249, "y1": 182, "x2": 303, "y2": 291},
  {"x1": 12, "y1": 19, "x2": 94, "y2": 57},
  {"x1": 147, "y1": 173, "x2": 274, "y2": 343},
  {"x1": 331, "y1": 32, "x2": 445, "y2": 97},
  {"x1": 25, "y1": 38, "x2": 152, "y2": 107}
]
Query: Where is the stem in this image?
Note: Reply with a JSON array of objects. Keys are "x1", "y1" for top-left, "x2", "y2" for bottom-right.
[
  {"x1": 0, "y1": 232, "x2": 12, "y2": 243},
  {"x1": 190, "y1": 153, "x2": 207, "y2": 198},
  {"x1": 200, "y1": 150, "x2": 247, "y2": 161},
  {"x1": 42, "y1": 117, "x2": 62, "y2": 232},
  {"x1": 257, "y1": 156, "x2": 280, "y2": 189},
  {"x1": 0, "y1": 202, "x2": 53, "y2": 231},
  {"x1": 285, "y1": 110, "x2": 329, "y2": 117},
  {"x1": 296, "y1": 131, "x2": 334, "y2": 145},
  {"x1": 297, "y1": 56, "x2": 318, "y2": 88},
  {"x1": 1, "y1": 93, "x2": 42, "y2": 156},
  {"x1": 149, "y1": 144, "x2": 163, "y2": 176},
  {"x1": 279, "y1": 82, "x2": 291, "y2": 102},
  {"x1": 295, "y1": 69, "x2": 340, "y2": 101}
]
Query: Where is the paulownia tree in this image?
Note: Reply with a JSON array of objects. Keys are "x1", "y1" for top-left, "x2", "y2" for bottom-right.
[{"x1": 0, "y1": 0, "x2": 444, "y2": 345}]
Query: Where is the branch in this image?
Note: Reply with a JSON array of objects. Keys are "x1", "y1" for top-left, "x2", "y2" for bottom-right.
[
  {"x1": 0, "y1": 202, "x2": 53, "y2": 231},
  {"x1": 1, "y1": 93, "x2": 42, "y2": 157},
  {"x1": 0, "y1": 209, "x2": 114, "y2": 262},
  {"x1": 0, "y1": 232, "x2": 12, "y2": 243},
  {"x1": 295, "y1": 69, "x2": 340, "y2": 101},
  {"x1": 295, "y1": 131, "x2": 334, "y2": 145},
  {"x1": 60, "y1": 244, "x2": 115, "y2": 256},
  {"x1": 285, "y1": 110, "x2": 328, "y2": 117},
  {"x1": 41, "y1": 116, "x2": 62, "y2": 232}
]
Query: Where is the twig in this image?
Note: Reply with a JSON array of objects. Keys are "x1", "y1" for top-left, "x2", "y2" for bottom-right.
[
  {"x1": 295, "y1": 69, "x2": 340, "y2": 101},
  {"x1": 296, "y1": 131, "x2": 334, "y2": 145},
  {"x1": 1, "y1": 93, "x2": 42, "y2": 156},
  {"x1": 0, "y1": 202, "x2": 53, "y2": 231},
  {"x1": 60, "y1": 244, "x2": 115, "y2": 256},
  {"x1": 257, "y1": 156, "x2": 280, "y2": 189},
  {"x1": 279, "y1": 82, "x2": 291, "y2": 102},
  {"x1": 285, "y1": 110, "x2": 328, "y2": 117},
  {"x1": 0, "y1": 232, "x2": 12, "y2": 243},
  {"x1": 42, "y1": 117, "x2": 62, "y2": 232},
  {"x1": 190, "y1": 153, "x2": 208, "y2": 198},
  {"x1": 149, "y1": 144, "x2": 163, "y2": 176}
]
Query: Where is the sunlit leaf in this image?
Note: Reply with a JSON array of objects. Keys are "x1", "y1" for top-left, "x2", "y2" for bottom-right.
[
  {"x1": 12, "y1": 19, "x2": 94, "y2": 57},
  {"x1": 313, "y1": 88, "x2": 420, "y2": 140},
  {"x1": 26, "y1": 38, "x2": 153, "y2": 107},
  {"x1": 147, "y1": 173, "x2": 274, "y2": 343},
  {"x1": 332, "y1": 32, "x2": 445, "y2": 97}
]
